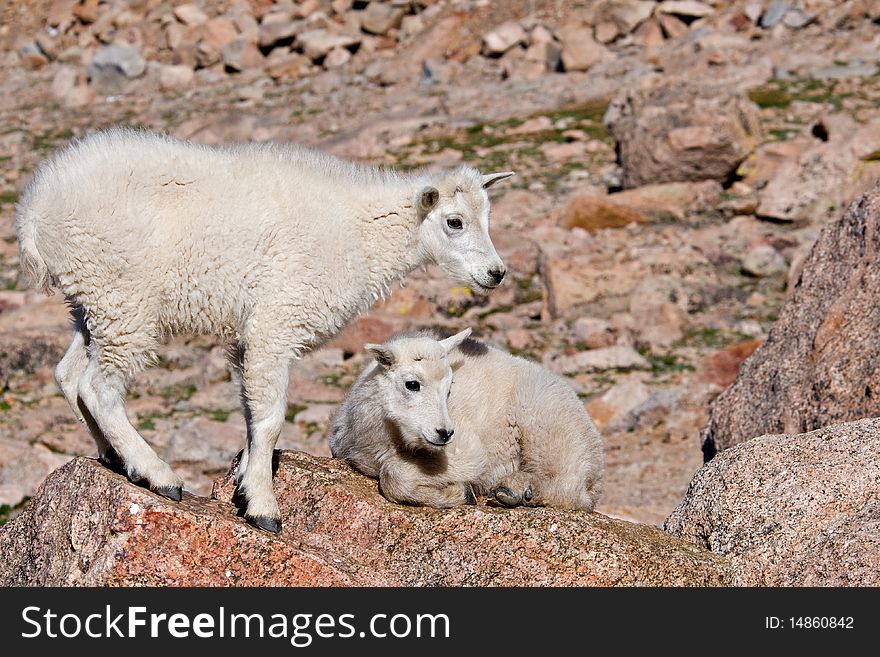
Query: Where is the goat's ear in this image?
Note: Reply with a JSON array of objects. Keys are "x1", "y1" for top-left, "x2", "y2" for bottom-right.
[
  {"x1": 439, "y1": 328, "x2": 472, "y2": 355},
  {"x1": 481, "y1": 171, "x2": 515, "y2": 189},
  {"x1": 365, "y1": 343, "x2": 396, "y2": 369},
  {"x1": 419, "y1": 186, "x2": 440, "y2": 214}
]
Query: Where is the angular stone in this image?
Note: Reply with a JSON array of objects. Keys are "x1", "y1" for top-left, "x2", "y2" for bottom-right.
[
  {"x1": 573, "y1": 317, "x2": 616, "y2": 349},
  {"x1": 541, "y1": 255, "x2": 639, "y2": 317},
  {"x1": 361, "y1": 2, "x2": 405, "y2": 35},
  {"x1": 605, "y1": 77, "x2": 762, "y2": 188},
  {"x1": 657, "y1": 1, "x2": 715, "y2": 18},
  {"x1": 481, "y1": 20, "x2": 527, "y2": 56},
  {"x1": 323, "y1": 46, "x2": 351, "y2": 68},
  {"x1": 174, "y1": 3, "x2": 209, "y2": 27},
  {"x1": 158, "y1": 64, "x2": 195, "y2": 90},
  {"x1": 88, "y1": 45, "x2": 146, "y2": 87},
  {"x1": 557, "y1": 194, "x2": 653, "y2": 231},
  {"x1": 667, "y1": 418, "x2": 880, "y2": 586},
  {"x1": 266, "y1": 48, "x2": 312, "y2": 79},
  {"x1": 297, "y1": 29, "x2": 359, "y2": 60},
  {"x1": 550, "y1": 345, "x2": 650, "y2": 375},
  {"x1": 741, "y1": 244, "x2": 787, "y2": 277},
  {"x1": 608, "y1": 180, "x2": 723, "y2": 221},
  {"x1": 559, "y1": 23, "x2": 607, "y2": 72},
  {"x1": 265, "y1": 51, "x2": 311, "y2": 79},
  {"x1": 702, "y1": 187, "x2": 880, "y2": 457},
  {"x1": 221, "y1": 38, "x2": 263, "y2": 71},
  {"x1": 258, "y1": 19, "x2": 301, "y2": 48},
  {"x1": 594, "y1": 0, "x2": 657, "y2": 33},
  {"x1": 203, "y1": 17, "x2": 239, "y2": 52}
]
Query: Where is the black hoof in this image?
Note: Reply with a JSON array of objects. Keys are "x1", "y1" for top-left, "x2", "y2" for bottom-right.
[
  {"x1": 492, "y1": 486, "x2": 521, "y2": 507},
  {"x1": 154, "y1": 485, "x2": 183, "y2": 502},
  {"x1": 247, "y1": 515, "x2": 282, "y2": 534},
  {"x1": 463, "y1": 484, "x2": 477, "y2": 505},
  {"x1": 98, "y1": 450, "x2": 126, "y2": 475}
]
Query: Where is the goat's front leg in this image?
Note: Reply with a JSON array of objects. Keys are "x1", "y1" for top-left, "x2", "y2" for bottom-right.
[
  {"x1": 235, "y1": 343, "x2": 290, "y2": 533},
  {"x1": 489, "y1": 470, "x2": 539, "y2": 508}
]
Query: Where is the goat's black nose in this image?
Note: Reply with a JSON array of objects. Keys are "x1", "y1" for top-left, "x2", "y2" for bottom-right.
[
  {"x1": 487, "y1": 268, "x2": 506, "y2": 285},
  {"x1": 435, "y1": 428, "x2": 454, "y2": 443}
]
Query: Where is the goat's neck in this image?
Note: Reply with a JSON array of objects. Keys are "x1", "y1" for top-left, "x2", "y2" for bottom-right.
[{"x1": 357, "y1": 191, "x2": 425, "y2": 291}]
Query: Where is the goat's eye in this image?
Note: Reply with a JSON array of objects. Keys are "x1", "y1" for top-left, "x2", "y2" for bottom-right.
[
  {"x1": 405, "y1": 380, "x2": 421, "y2": 392},
  {"x1": 446, "y1": 216, "x2": 463, "y2": 230}
]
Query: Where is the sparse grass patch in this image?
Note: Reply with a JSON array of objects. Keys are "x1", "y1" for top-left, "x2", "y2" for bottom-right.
[
  {"x1": 748, "y1": 87, "x2": 792, "y2": 109},
  {"x1": 210, "y1": 409, "x2": 232, "y2": 422},
  {"x1": 160, "y1": 383, "x2": 197, "y2": 401},
  {"x1": 285, "y1": 403, "x2": 307, "y2": 423},
  {"x1": 639, "y1": 348, "x2": 694, "y2": 375}
]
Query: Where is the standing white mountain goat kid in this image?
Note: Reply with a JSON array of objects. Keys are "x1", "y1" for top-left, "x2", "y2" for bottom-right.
[
  {"x1": 329, "y1": 329, "x2": 605, "y2": 510},
  {"x1": 15, "y1": 128, "x2": 514, "y2": 533}
]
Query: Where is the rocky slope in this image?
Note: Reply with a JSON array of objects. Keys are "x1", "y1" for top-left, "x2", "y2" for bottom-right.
[{"x1": 2, "y1": 0, "x2": 880, "y2": 533}]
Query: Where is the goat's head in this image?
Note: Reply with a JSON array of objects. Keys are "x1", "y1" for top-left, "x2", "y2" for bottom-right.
[
  {"x1": 415, "y1": 167, "x2": 514, "y2": 293},
  {"x1": 365, "y1": 328, "x2": 472, "y2": 451}
]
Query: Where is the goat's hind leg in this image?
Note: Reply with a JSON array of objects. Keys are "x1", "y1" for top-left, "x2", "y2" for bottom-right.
[
  {"x1": 55, "y1": 310, "x2": 118, "y2": 466},
  {"x1": 77, "y1": 358, "x2": 184, "y2": 500}
]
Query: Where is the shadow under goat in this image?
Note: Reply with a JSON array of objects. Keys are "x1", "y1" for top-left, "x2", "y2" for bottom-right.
[{"x1": 329, "y1": 329, "x2": 605, "y2": 510}]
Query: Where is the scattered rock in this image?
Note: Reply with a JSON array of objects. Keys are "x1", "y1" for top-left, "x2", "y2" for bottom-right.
[
  {"x1": 221, "y1": 38, "x2": 263, "y2": 71},
  {"x1": 559, "y1": 23, "x2": 607, "y2": 72},
  {"x1": 323, "y1": 46, "x2": 351, "y2": 68},
  {"x1": 361, "y1": 3, "x2": 405, "y2": 36},
  {"x1": 265, "y1": 50, "x2": 311, "y2": 79},
  {"x1": 740, "y1": 244, "x2": 788, "y2": 277},
  {"x1": 759, "y1": 0, "x2": 788, "y2": 28},
  {"x1": 573, "y1": 317, "x2": 616, "y2": 349},
  {"x1": 0, "y1": 455, "x2": 731, "y2": 586},
  {"x1": 703, "y1": 187, "x2": 880, "y2": 457},
  {"x1": 587, "y1": 379, "x2": 651, "y2": 430},
  {"x1": 608, "y1": 180, "x2": 723, "y2": 221},
  {"x1": 87, "y1": 45, "x2": 146, "y2": 89},
  {"x1": 755, "y1": 117, "x2": 880, "y2": 223},
  {"x1": 298, "y1": 29, "x2": 359, "y2": 60},
  {"x1": 695, "y1": 339, "x2": 763, "y2": 388},
  {"x1": 0, "y1": 438, "x2": 71, "y2": 507},
  {"x1": 667, "y1": 418, "x2": 880, "y2": 586},
  {"x1": 658, "y1": 13, "x2": 689, "y2": 38},
  {"x1": 481, "y1": 21, "x2": 527, "y2": 57},
  {"x1": 594, "y1": 0, "x2": 657, "y2": 34},
  {"x1": 657, "y1": 1, "x2": 715, "y2": 19},
  {"x1": 550, "y1": 345, "x2": 650, "y2": 375},
  {"x1": 541, "y1": 255, "x2": 639, "y2": 317},
  {"x1": 19, "y1": 42, "x2": 48, "y2": 69},
  {"x1": 158, "y1": 64, "x2": 195, "y2": 90},
  {"x1": 174, "y1": 4, "x2": 209, "y2": 28},
  {"x1": 260, "y1": 19, "x2": 301, "y2": 48},
  {"x1": 557, "y1": 194, "x2": 652, "y2": 231},
  {"x1": 605, "y1": 77, "x2": 763, "y2": 188},
  {"x1": 50, "y1": 64, "x2": 78, "y2": 100}
]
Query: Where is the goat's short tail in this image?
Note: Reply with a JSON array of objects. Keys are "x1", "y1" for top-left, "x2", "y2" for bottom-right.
[{"x1": 15, "y1": 204, "x2": 53, "y2": 294}]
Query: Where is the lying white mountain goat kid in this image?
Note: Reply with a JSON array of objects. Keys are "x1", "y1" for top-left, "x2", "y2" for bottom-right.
[
  {"x1": 16, "y1": 128, "x2": 514, "y2": 533},
  {"x1": 329, "y1": 329, "x2": 605, "y2": 510}
]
